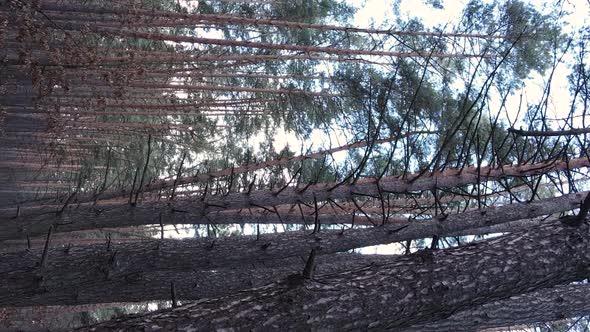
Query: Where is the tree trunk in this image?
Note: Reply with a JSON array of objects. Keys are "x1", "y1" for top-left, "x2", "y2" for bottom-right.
[
  {"x1": 508, "y1": 127, "x2": 590, "y2": 137},
  {"x1": 0, "y1": 254, "x2": 387, "y2": 307},
  {"x1": 407, "y1": 283, "x2": 590, "y2": 331},
  {"x1": 0, "y1": 193, "x2": 585, "y2": 307},
  {"x1": 0, "y1": 171, "x2": 586, "y2": 240},
  {"x1": 74, "y1": 220, "x2": 590, "y2": 331},
  {"x1": 38, "y1": 3, "x2": 504, "y2": 39},
  {"x1": 53, "y1": 23, "x2": 488, "y2": 59},
  {"x1": 47, "y1": 130, "x2": 432, "y2": 204}
]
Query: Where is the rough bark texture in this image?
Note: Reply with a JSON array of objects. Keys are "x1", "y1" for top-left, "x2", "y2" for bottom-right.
[
  {"x1": 2, "y1": 159, "x2": 588, "y2": 241},
  {"x1": 1, "y1": 192, "x2": 584, "y2": 304},
  {"x1": 76, "y1": 220, "x2": 590, "y2": 331},
  {"x1": 0, "y1": 253, "x2": 388, "y2": 307},
  {"x1": 2, "y1": 190, "x2": 585, "y2": 247},
  {"x1": 406, "y1": 283, "x2": 590, "y2": 331},
  {"x1": 445, "y1": 216, "x2": 551, "y2": 236},
  {"x1": 1, "y1": 193, "x2": 584, "y2": 306}
]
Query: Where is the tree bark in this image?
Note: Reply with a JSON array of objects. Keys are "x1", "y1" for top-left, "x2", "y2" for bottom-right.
[
  {"x1": 0, "y1": 193, "x2": 585, "y2": 307},
  {"x1": 54, "y1": 23, "x2": 489, "y2": 59},
  {"x1": 66, "y1": 131, "x2": 434, "y2": 204},
  {"x1": 75, "y1": 220, "x2": 590, "y2": 331},
  {"x1": 61, "y1": 80, "x2": 339, "y2": 97},
  {"x1": 1, "y1": 156, "x2": 587, "y2": 240},
  {"x1": 407, "y1": 283, "x2": 590, "y2": 331},
  {"x1": 0, "y1": 253, "x2": 388, "y2": 307},
  {"x1": 38, "y1": 3, "x2": 504, "y2": 39}
]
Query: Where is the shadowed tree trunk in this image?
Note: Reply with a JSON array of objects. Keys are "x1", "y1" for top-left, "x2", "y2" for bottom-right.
[
  {"x1": 2, "y1": 191, "x2": 585, "y2": 306},
  {"x1": 0, "y1": 192, "x2": 584, "y2": 287},
  {"x1": 75, "y1": 220, "x2": 590, "y2": 331},
  {"x1": 0, "y1": 254, "x2": 390, "y2": 307},
  {"x1": 406, "y1": 283, "x2": 590, "y2": 331}
]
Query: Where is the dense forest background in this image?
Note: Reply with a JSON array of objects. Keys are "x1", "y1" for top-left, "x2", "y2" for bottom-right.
[{"x1": 1, "y1": 0, "x2": 590, "y2": 330}]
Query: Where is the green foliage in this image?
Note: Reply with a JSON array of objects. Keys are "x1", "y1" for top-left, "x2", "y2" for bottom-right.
[
  {"x1": 423, "y1": 0, "x2": 444, "y2": 10},
  {"x1": 461, "y1": 0, "x2": 564, "y2": 86}
]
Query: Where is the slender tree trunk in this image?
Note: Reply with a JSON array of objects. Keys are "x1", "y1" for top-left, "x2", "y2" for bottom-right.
[
  {"x1": 37, "y1": 3, "x2": 504, "y2": 39},
  {"x1": 41, "y1": 99, "x2": 274, "y2": 109},
  {"x1": 0, "y1": 194, "x2": 558, "y2": 246},
  {"x1": 508, "y1": 127, "x2": 590, "y2": 137},
  {"x1": 54, "y1": 23, "x2": 490, "y2": 59},
  {"x1": 56, "y1": 53, "x2": 390, "y2": 66},
  {"x1": 74, "y1": 220, "x2": 590, "y2": 331},
  {"x1": 48, "y1": 79, "x2": 339, "y2": 97},
  {"x1": 1, "y1": 158, "x2": 588, "y2": 240},
  {"x1": 59, "y1": 131, "x2": 433, "y2": 204}
]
